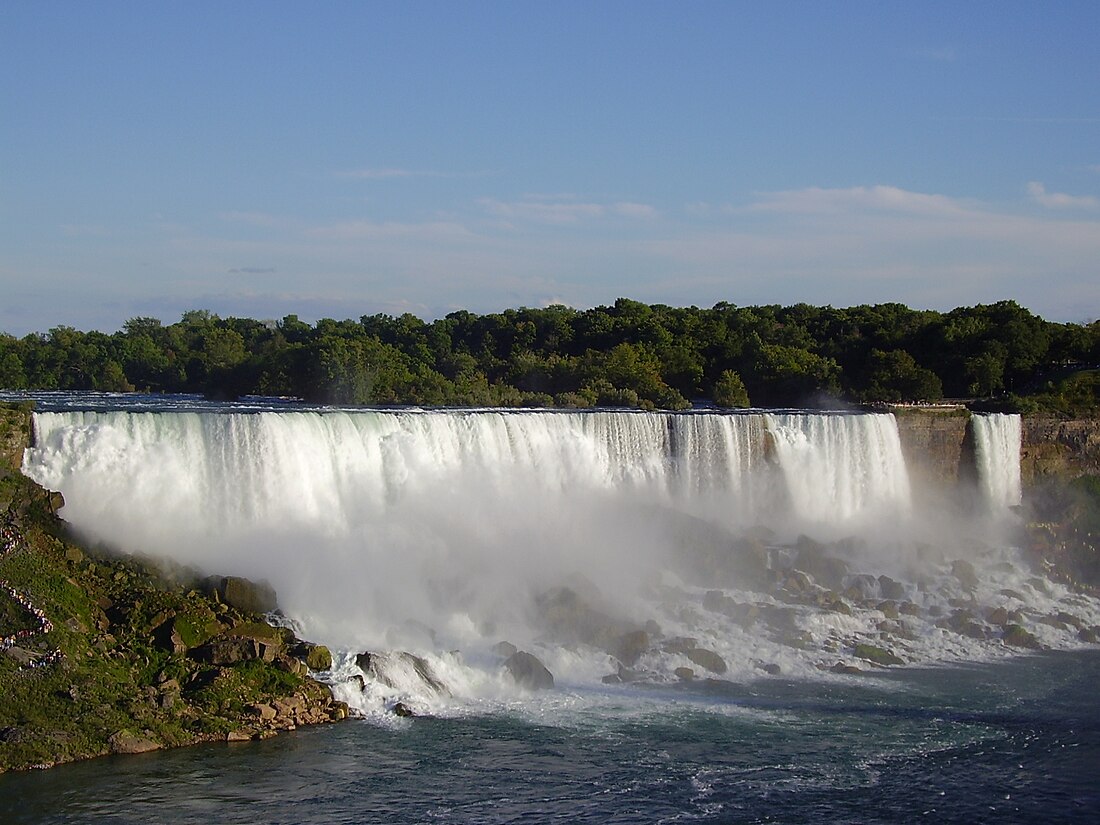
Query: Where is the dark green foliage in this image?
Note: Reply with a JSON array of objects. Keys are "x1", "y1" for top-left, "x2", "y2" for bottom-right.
[{"x1": 0, "y1": 301, "x2": 1095, "y2": 411}]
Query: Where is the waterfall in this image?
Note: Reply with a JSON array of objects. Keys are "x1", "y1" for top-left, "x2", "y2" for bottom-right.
[
  {"x1": 971, "y1": 413, "x2": 1022, "y2": 510},
  {"x1": 24, "y1": 408, "x2": 917, "y2": 650}
]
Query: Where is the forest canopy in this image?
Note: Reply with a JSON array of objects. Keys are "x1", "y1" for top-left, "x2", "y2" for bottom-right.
[{"x1": 1, "y1": 300, "x2": 1096, "y2": 413}]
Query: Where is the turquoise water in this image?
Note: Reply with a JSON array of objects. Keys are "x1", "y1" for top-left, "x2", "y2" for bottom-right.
[{"x1": 5, "y1": 650, "x2": 1098, "y2": 824}]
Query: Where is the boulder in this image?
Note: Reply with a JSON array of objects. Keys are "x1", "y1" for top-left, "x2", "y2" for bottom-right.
[
  {"x1": 503, "y1": 650, "x2": 555, "y2": 690},
  {"x1": 356, "y1": 651, "x2": 448, "y2": 695},
  {"x1": 191, "y1": 636, "x2": 261, "y2": 665},
  {"x1": 612, "y1": 630, "x2": 650, "y2": 666},
  {"x1": 108, "y1": 730, "x2": 161, "y2": 755},
  {"x1": 684, "y1": 648, "x2": 727, "y2": 675},
  {"x1": 853, "y1": 643, "x2": 904, "y2": 666},
  {"x1": 951, "y1": 560, "x2": 980, "y2": 591},
  {"x1": 674, "y1": 667, "x2": 696, "y2": 681},
  {"x1": 302, "y1": 643, "x2": 332, "y2": 672},
  {"x1": 212, "y1": 576, "x2": 278, "y2": 614},
  {"x1": 1002, "y1": 624, "x2": 1042, "y2": 649},
  {"x1": 492, "y1": 641, "x2": 518, "y2": 658}
]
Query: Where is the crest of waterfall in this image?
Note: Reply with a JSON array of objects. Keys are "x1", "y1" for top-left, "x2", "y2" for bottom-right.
[{"x1": 970, "y1": 413, "x2": 1022, "y2": 510}]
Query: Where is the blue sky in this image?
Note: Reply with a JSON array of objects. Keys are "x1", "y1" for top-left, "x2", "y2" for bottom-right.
[{"x1": 2, "y1": 1, "x2": 1098, "y2": 335}]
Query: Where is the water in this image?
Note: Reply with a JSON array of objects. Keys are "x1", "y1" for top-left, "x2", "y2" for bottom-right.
[
  {"x1": 2, "y1": 650, "x2": 1098, "y2": 824},
  {"x1": 971, "y1": 413, "x2": 1023, "y2": 511}
]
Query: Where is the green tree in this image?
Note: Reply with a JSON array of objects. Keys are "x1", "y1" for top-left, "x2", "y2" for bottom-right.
[{"x1": 712, "y1": 370, "x2": 750, "y2": 408}]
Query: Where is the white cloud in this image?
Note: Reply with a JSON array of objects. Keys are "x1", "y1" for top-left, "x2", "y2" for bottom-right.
[
  {"x1": 748, "y1": 185, "x2": 971, "y2": 217},
  {"x1": 478, "y1": 195, "x2": 657, "y2": 225},
  {"x1": 1028, "y1": 181, "x2": 1099, "y2": 209}
]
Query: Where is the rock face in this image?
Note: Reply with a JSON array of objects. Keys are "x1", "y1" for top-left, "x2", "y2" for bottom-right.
[
  {"x1": 1021, "y1": 417, "x2": 1100, "y2": 483},
  {"x1": 893, "y1": 410, "x2": 969, "y2": 486},
  {"x1": 503, "y1": 651, "x2": 555, "y2": 690}
]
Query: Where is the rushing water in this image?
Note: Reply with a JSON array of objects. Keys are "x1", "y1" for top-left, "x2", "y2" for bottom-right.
[{"x1": 3, "y1": 393, "x2": 1098, "y2": 822}]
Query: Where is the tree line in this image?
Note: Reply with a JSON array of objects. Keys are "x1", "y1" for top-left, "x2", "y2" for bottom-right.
[{"x1": 0, "y1": 300, "x2": 1096, "y2": 411}]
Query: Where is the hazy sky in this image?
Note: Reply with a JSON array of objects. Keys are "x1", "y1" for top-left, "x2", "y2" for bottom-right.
[{"x1": 2, "y1": 1, "x2": 1098, "y2": 335}]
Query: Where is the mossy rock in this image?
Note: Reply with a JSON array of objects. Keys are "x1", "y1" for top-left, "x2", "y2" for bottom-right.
[
  {"x1": 304, "y1": 644, "x2": 332, "y2": 672},
  {"x1": 1002, "y1": 624, "x2": 1042, "y2": 649},
  {"x1": 853, "y1": 643, "x2": 904, "y2": 666}
]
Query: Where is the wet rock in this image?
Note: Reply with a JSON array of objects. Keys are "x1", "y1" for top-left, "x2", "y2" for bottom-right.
[
  {"x1": 831, "y1": 662, "x2": 863, "y2": 675},
  {"x1": 845, "y1": 574, "x2": 879, "y2": 602},
  {"x1": 951, "y1": 560, "x2": 979, "y2": 591},
  {"x1": 492, "y1": 641, "x2": 517, "y2": 658},
  {"x1": 108, "y1": 730, "x2": 161, "y2": 755},
  {"x1": 208, "y1": 576, "x2": 278, "y2": 614},
  {"x1": 684, "y1": 648, "x2": 727, "y2": 675},
  {"x1": 877, "y1": 601, "x2": 900, "y2": 620},
  {"x1": 612, "y1": 630, "x2": 650, "y2": 666},
  {"x1": 503, "y1": 650, "x2": 555, "y2": 690},
  {"x1": 674, "y1": 667, "x2": 696, "y2": 681},
  {"x1": 1078, "y1": 626, "x2": 1100, "y2": 644},
  {"x1": 987, "y1": 607, "x2": 1010, "y2": 626},
  {"x1": 756, "y1": 662, "x2": 781, "y2": 676},
  {"x1": 357, "y1": 651, "x2": 448, "y2": 695},
  {"x1": 853, "y1": 643, "x2": 904, "y2": 666},
  {"x1": 302, "y1": 643, "x2": 332, "y2": 672},
  {"x1": 191, "y1": 636, "x2": 262, "y2": 665},
  {"x1": 1002, "y1": 624, "x2": 1042, "y2": 649},
  {"x1": 877, "y1": 576, "x2": 906, "y2": 601},
  {"x1": 392, "y1": 702, "x2": 415, "y2": 717},
  {"x1": 795, "y1": 537, "x2": 849, "y2": 590}
]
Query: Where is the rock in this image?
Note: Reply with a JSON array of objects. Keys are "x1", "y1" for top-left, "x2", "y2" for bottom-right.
[
  {"x1": 214, "y1": 576, "x2": 278, "y2": 614},
  {"x1": 757, "y1": 662, "x2": 782, "y2": 675},
  {"x1": 612, "y1": 630, "x2": 650, "y2": 666},
  {"x1": 303, "y1": 644, "x2": 332, "y2": 672},
  {"x1": 1078, "y1": 626, "x2": 1100, "y2": 643},
  {"x1": 503, "y1": 650, "x2": 555, "y2": 690},
  {"x1": 831, "y1": 662, "x2": 863, "y2": 675},
  {"x1": 853, "y1": 643, "x2": 904, "y2": 666},
  {"x1": 4, "y1": 646, "x2": 36, "y2": 666},
  {"x1": 674, "y1": 667, "x2": 696, "y2": 681},
  {"x1": 987, "y1": 607, "x2": 1010, "y2": 626},
  {"x1": 684, "y1": 648, "x2": 727, "y2": 675},
  {"x1": 1002, "y1": 624, "x2": 1042, "y2": 649},
  {"x1": 226, "y1": 730, "x2": 252, "y2": 742},
  {"x1": 392, "y1": 702, "x2": 415, "y2": 717},
  {"x1": 492, "y1": 641, "x2": 517, "y2": 658},
  {"x1": 248, "y1": 703, "x2": 277, "y2": 720},
  {"x1": 357, "y1": 651, "x2": 448, "y2": 695},
  {"x1": 951, "y1": 560, "x2": 979, "y2": 590},
  {"x1": 877, "y1": 601, "x2": 900, "y2": 620},
  {"x1": 877, "y1": 576, "x2": 906, "y2": 601},
  {"x1": 191, "y1": 636, "x2": 261, "y2": 665},
  {"x1": 108, "y1": 730, "x2": 161, "y2": 755}
]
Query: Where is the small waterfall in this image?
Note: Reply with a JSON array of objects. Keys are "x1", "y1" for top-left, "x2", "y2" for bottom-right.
[{"x1": 971, "y1": 413, "x2": 1022, "y2": 510}]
